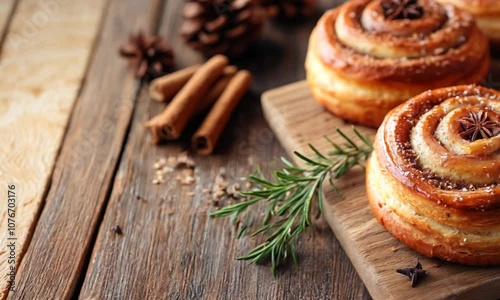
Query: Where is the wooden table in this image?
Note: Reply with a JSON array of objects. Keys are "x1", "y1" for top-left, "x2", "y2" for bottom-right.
[{"x1": 0, "y1": 0, "x2": 372, "y2": 299}]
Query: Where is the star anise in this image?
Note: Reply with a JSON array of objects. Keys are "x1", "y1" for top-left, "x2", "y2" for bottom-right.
[
  {"x1": 118, "y1": 31, "x2": 174, "y2": 81},
  {"x1": 382, "y1": 0, "x2": 424, "y2": 20},
  {"x1": 460, "y1": 111, "x2": 500, "y2": 141},
  {"x1": 396, "y1": 261, "x2": 427, "y2": 288}
]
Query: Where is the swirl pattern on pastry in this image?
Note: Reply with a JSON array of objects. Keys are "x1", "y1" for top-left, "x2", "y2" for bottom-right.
[
  {"x1": 306, "y1": 0, "x2": 490, "y2": 128},
  {"x1": 367, "y1": 85, "x2": 500, "y2": 266},
  {"x1": 436, "y1": 0, "x2": 500, "y2": 51}
]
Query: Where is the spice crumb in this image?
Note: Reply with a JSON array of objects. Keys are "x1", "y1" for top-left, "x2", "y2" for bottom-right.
[
  {"x1": 179, "y1": 175, "x2": 196, "y2": 185},
  {"x1": 112, "y1": 225, "x2": 123, "y2": 235},
  {"x1": 213, "y1": 190, "x2": 225, "y2": 201},
  {"x1": 227, "y1": 183, "x2": 241, "y2": 198},
  {"x1": 152, "y1": 153, "x2": 196, "y2": 185}
]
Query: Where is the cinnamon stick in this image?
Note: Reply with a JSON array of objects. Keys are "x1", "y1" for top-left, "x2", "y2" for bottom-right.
[
  {"x1": 149, "y1": 64, "x2": 200, "y2": 102},
  {"x1": 193, "y1": 70, "x2": 252, "y2": 155},
  {"x1": 193, "y1": 66, "x2": 237, "y2": 116},
  {"x1": 145, "y1": 55, "x2": 229, "y2": 143}
]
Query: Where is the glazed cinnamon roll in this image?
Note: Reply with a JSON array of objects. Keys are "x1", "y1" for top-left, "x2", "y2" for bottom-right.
[
  {"x1": 367, "y1": 85, "x2": 500, "y2": 266},
  {"x1": 305, "y1": 0, "x2": 490, "y2": 128},
  {"x1": 435, "y1": 0, "x2": 500, "y2": 52}
]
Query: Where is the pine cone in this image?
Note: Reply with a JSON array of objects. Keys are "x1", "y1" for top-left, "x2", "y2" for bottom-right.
[
  {"x1": 260, "y1": 0, "x2": 316, "y2": 20},
  {"x1": 180, "y1": 0, "x2": 264, "y2": 57}
]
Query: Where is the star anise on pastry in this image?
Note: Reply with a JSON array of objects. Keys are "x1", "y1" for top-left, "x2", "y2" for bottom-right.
[
  {"x1": 118, "y1": 31, "x2": 174, "y2": 80},
  {"x1": 459, "y1": 111, "x2": 500, "y2": 141},
  {"x1": 382, "y1": 0, "x2": 424, "y2": 20},
  {"x1": 396, "y1": 261, "x2": 427, "y2": 288}
]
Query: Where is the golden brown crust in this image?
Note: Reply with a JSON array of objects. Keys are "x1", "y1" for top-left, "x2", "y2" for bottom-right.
[
  {"x1": 435, "y1": 0, "x2": 500, "y2": 16},
  {"x1": 436, "y1": 0, "x2": 500, "y2": 54},
  {"x1": 366, "y1": 85, "x2": 500, "y2": 266},
  {"x1": 305, "y1": 0, "x2": 491, "y2": 128},
  {"x1": 367, "y1": 157, "x2": 500, "y2": 265}
]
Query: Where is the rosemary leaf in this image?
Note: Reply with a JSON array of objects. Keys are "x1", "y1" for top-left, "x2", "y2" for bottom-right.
[{"x1": 209, "y1": 127, "x2": 373, "y2": 275}]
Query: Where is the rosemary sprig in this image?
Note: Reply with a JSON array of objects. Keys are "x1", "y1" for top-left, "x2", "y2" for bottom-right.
[{"x1": 209, "y1": 127, "x2": 373, "y2": 275}]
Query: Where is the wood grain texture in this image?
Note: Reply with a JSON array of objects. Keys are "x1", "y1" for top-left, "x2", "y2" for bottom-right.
[
  {"x1": 5, "y1": 0, "x2": 164, "y2": 298},
  {"x1": 80, "y1": 0, "x2": 370, "y2": 299},
  {"x1": 262, "y1": 80, "x2": 500, "y2": 300},
  {"x1": 0, "y1": 0, "x2": 106, "y2": 298}
]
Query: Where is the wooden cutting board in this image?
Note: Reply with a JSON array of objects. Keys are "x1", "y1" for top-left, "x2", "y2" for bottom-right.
[{"x1": 261, "y1": 81, "x2": 500, "y2": 300}]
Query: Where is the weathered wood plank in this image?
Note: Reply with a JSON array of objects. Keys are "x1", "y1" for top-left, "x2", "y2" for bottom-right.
[
  {"x1": 0, "y1": 0, "x2": 106, "y2": 298},
  {"x1": 5, "y1": 0, "x2": 164, "y2": 298},
  {"x1": 80, "y1": 0, "x2": 370, "y2": 299},
  {"x1": 262, "y1": 80, "x2": 500, "y2": 300}
]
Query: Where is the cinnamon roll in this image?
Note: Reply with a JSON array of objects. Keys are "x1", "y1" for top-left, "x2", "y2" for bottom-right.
[
  {"x1": 305, "y1": 0, "x2": 490, "y2": 128},
  {"x1": 367, "y1": 85, "x2": 500, "y2": 266},
  {"x1": 435, "y1": 0, "x2": 500, "y2": 52}
]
